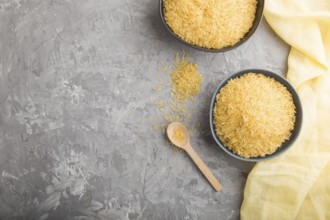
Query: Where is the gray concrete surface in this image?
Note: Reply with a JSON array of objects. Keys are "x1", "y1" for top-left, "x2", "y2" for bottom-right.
[{"x1": 0, "y1": 0, "x2": 289, "y2": 219}]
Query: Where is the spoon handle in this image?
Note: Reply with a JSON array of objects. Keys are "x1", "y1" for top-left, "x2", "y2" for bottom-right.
[{"x1": 184, "y1": 143, "x2": 222, "y2": 192}]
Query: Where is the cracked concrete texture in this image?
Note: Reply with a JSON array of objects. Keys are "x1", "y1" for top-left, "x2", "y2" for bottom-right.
[{"x1": 0, "y1": 0, "x2": 289, "y2": 219}]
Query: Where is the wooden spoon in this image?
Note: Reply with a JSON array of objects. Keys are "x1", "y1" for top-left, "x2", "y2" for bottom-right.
[{"x1": 167, "y1": 122, "x2": 222, "y2": 192}]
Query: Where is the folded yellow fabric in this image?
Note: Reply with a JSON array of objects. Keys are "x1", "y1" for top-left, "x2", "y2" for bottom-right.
[{"x1": 241, "y1": 1, "x2": 330, "y2": 219}]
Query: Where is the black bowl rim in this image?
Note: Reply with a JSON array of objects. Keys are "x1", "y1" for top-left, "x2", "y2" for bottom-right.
[
  {"x1": 209, "y1": 69, "x2": 303, "y2": 162},
  {"x1": 159, "y1": 0, "x2": 265, "y2": 52}
]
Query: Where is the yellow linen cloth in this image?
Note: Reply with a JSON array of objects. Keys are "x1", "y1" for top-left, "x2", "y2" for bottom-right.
[{"x1": 241, "y1": 0, "x2": 330, "y2": 219}]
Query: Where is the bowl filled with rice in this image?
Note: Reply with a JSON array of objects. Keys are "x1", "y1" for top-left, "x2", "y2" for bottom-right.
[
  {"x1": 209, "y1": 69, "x2": 303, "y2": 162},
  {"x1": 160, "y1": 0, "x2": 264, "y2": 52}
]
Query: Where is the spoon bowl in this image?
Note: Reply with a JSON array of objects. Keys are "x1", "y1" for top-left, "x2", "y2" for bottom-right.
[
  {"x1": 167, "y1": 122, "x2": 189, "y2": 148},
  {"x1": 167, "y1": 122, "x2": 222, "y2": 192}
]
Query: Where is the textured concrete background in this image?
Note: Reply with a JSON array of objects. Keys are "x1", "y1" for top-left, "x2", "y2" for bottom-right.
[{"x1": 0, "y1": 0, "x2": 289, "y2": 219}]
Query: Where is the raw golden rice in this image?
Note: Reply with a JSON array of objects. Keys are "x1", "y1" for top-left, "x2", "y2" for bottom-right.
[
  {"x1": 171, "y1": 53, "x2": 203, "y2": 102},
  {"x1": 213, "y1": 73, "x2": 296, "y2": 158},
  {"x1": 163, "y1": 0, "x2": 257, "y2": 49}
]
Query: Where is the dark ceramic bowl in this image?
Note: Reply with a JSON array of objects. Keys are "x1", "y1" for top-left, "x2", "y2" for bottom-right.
[
  {"x1": 159, "y1": 0, "x2": 265, "y2": 52},
  {"x1": 209, "y1": 69, "x2": 303, "y2": 162}
]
